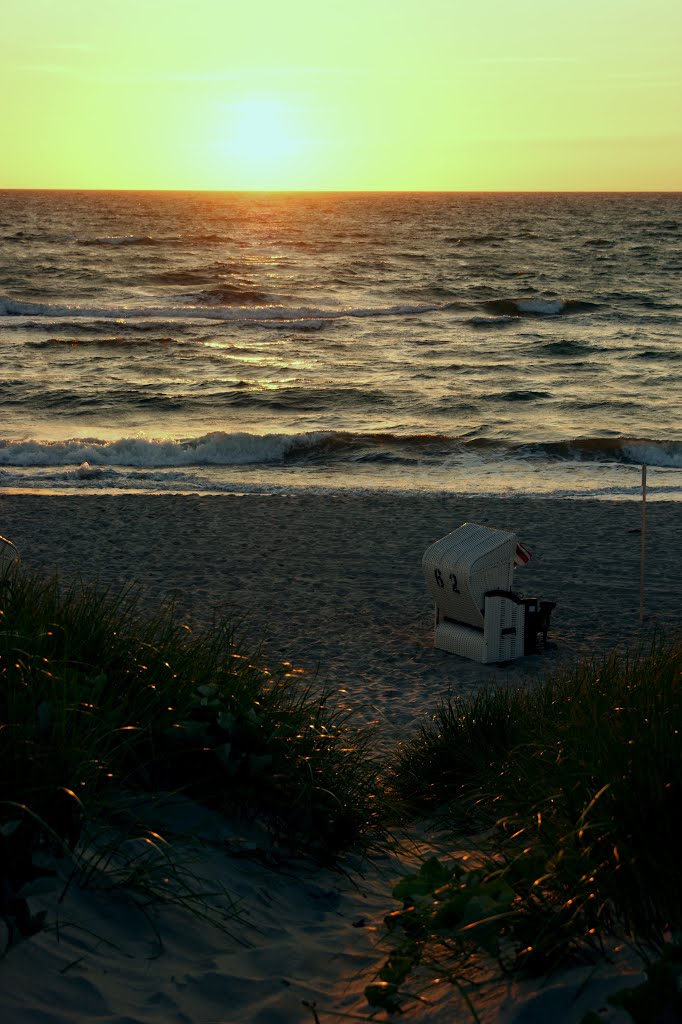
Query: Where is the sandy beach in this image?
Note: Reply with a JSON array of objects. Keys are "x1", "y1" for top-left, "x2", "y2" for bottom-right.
[
  {"x1": 0, "y1": 491, "x2": 678, "y2": 1023},
  {"x1": 1, "y1": 492, "x2": 679, "y2": 749}
]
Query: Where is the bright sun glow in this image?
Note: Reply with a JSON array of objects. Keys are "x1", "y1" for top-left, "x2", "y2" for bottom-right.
[{"x1": 221, "y1": 98, "x2": 309, "y2": 188}]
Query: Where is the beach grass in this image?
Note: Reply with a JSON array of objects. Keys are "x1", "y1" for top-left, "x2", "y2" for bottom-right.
[
  {"x1": 6, "y1": 555, "x2": 682, "y2": 1015},
  {"x1": 0, "y1": 567, "x2": 385, "y2": 942},
  {"x1": 370, "y1": 637, "x2": 682, "y2": 1012}
]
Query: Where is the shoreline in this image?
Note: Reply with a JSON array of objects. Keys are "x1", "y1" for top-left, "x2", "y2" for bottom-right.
[
  {"x1": 1, "y1": 457, "x2": 681, "y2": 504},
  {"x1": 2, "y1": 491, "x2": 679, "y2": 748},
  {"x1": 1, "y1": 484, "x2": 678, "y2": 501}
]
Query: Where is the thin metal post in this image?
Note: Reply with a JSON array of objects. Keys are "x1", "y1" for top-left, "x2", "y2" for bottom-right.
[{"x1": 639, "y1": 465, "x2": 647, "y2": 624}]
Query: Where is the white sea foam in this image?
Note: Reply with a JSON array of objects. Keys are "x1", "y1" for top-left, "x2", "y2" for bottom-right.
[
  {"x1": 2, "y1": 433, "x2": 682, "y2": 474},
  {"x1": 622, "y1": 443, "x2": 682, "y2": 469},
  {"x1": 0, "y1": 432, "x2": 329, "y2": 468},
  {"x1": 0, "y1": 297, "x2": 440, "y2": 323}
]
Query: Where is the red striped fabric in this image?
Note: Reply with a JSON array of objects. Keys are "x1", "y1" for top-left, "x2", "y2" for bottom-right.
[{"x1": 514, "y1": 542, "x2": 532, "y2": 567}]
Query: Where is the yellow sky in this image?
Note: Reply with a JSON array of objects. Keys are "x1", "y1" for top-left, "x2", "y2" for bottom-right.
[{"x1": 3, "y1": 0, "x2": 681, "y2": 190}]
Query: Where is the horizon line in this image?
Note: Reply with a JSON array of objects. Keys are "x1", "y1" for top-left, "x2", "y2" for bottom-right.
[{"x1": 2, "y1": 187, "x2": 681, "y2": 195}]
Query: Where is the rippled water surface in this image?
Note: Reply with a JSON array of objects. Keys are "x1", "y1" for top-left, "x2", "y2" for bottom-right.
[{"x1": 1, "y1": 190, "x2": 680, "y2": 497}]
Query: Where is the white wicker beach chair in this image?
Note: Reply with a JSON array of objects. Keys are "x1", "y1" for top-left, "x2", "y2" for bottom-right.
[
  {"x1": 0, "y1": 535, "x2": 19, "y2": 574},
  {"x1": 422, "y1": 522, "x2": 530, "y2": 664}
]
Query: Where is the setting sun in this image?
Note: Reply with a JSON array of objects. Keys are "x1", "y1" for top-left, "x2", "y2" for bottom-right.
[{"x1": 217, "y1": 97, "x2": 311, "y2": 188}]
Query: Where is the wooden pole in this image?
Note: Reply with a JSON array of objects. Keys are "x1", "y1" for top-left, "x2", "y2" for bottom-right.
[{"x1": 639, "y1": 465, "x2": 647, "y2": 624}]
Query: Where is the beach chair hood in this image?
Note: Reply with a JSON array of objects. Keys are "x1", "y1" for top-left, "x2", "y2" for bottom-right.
[{"x1": 423, "y1": 522, "x2": 516, "y2": 628}]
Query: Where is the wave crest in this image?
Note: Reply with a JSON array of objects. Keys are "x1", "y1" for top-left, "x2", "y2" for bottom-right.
[
  {"x1": 1, "y1": 432, "x2": 680, "y2": 471},
  {"x1": 482, "y1": 298, "x2": 600, "y2": 317},
  {"x1": 78, "y1": 235, "x2": 163, "y2": 246},
  {"x1": 0, "y1": 295, "x2": 440, "y2": 323}
]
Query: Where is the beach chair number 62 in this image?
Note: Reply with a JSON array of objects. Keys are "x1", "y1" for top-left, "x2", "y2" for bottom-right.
[{"x1": 434, "y1": 569, "x2": 460, "y2": 593}]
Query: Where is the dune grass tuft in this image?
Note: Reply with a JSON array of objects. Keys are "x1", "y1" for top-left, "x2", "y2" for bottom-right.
[
  {"x1": 375, "y1": 636, "x2": 682, "y2": 1009},
  {"x1": 0, "y1": 568, "x2": 386, "y2": 942}
]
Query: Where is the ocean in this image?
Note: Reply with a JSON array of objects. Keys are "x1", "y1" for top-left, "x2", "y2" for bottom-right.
[{"x1": 1, "y1": 190, "x2": 680, "y2": 500}]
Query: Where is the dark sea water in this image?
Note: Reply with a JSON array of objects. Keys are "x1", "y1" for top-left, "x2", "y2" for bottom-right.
[{"x1": 1, "y1": 190, "x2": 680, "y2": 499}]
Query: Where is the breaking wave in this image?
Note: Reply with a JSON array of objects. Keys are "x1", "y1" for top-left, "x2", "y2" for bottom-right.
[
  {"x1": 0, "y1": 433, "x2": 320, "y2": 468},
  {"x1": 482, "y1": 298, "x2": 600, "y2": 317},
  {"x1": 539, "y1": 437, "x2": 682, "y2": 468},
  {"x1": 0, "y1": 296, "x2": 440, "y2": 323},
  {"x1": 1, "y1": 432, "x2": 680, "y2": 471}
]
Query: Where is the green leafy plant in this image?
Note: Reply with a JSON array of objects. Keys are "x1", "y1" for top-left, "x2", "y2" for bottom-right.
[{"x1": 366, "y1": 855, "x2": 517, "y2": 1016}]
